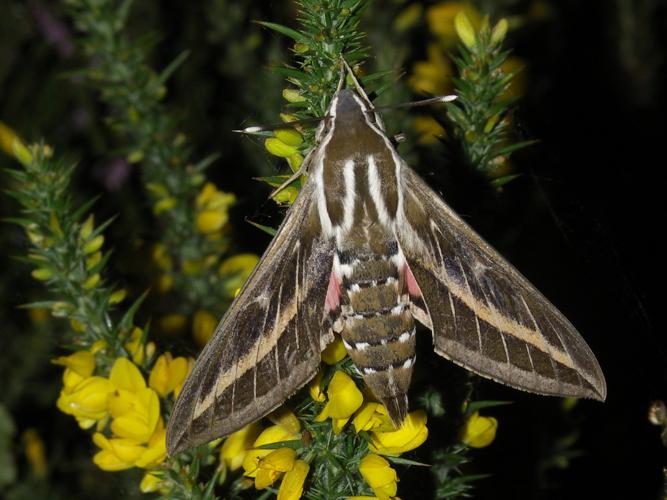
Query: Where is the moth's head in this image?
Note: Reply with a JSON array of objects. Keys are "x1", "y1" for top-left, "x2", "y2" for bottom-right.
[{"x1": 316, "y1": 88, "x2": 384, "y2": 141}]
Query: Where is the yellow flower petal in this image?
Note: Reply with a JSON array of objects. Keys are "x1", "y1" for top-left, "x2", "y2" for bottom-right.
[
  {"x1": 149, "y1": 353, "x2": 190, "y2": 397},
  {"x1": 61, "y1": 368, "x2": 86, "y2": 390},
  {"x1": 196, "y1": 210, "x2": 228, "y2": 233},
  {"x1": 135, "y1": 424, "x2": 167, "y2": 468},
  {"x1": 196, "y1": 182, "x2": 217, "y2": 207},
  {"x1": 220, "y1": 422, "x2": 263, "y2": 471},
  {"x1": 110, "y1": 387, "x2": 161, "y2": 443},
  {"x1": 321, "y1": 336, "x2": 348, "y2": 365},
  {"x1": 159, "y1": 314, "x2": 187, "y2": 334},
  {"x1": 359, "y1": 453, "x2": 398, "y2": 500},
  {"x1": 268, "y1": 406, "x2": 301, "y2": 434},
  {"x1": 140, "y1": 472, "x2": 163, "y2": 493},
  {"x1": 92, "y1": 433, "x2": 144, "y2": 471},
  {"x1": 461, "y1": 411, "x2": 498, "y2": 448},
  {"x1": 173, "y1": 357, "x2": 195, "y2": 398},
  {"x1": 454, "y1": 11, "x2": 477, "y2": 48},
  {"x1": 0, "y1": 121, "x2": 32, "y2": 165},
  {"x1": 124, "y1": 328, "x2": 148, "y2": 366},
  {"x1": 426, "y1": 3, "x2": 480, "y2": 42},
  {"x1": 369, "y1": 410, "x2": 428, "y2": 456},
  {"x1": 53, "y1": 351, "x2": 95, "y2": 378},
  {"x1": 109, "y1": 357, "x2": 146, "y2": 392},
  {"x1": 260, "y1": 447, "x2": 296, "y2": 472},
  {"x1": 23, "y1": 429, "x2": 47, "y2": 477},
  {"x1": 242, "y1": 425, "x2": 298, "y2": 478},
  {"x1": 353, "y1": 402, "x2": 394, "y2": 433},
  {"x1": 255, "y1": 448, "x2": 296, "y2": 490},
  {"x1": 57, "y1": 376, "x2": 113, "y2": 421},
  {"x1": 277, "y1": 459, "x2": 309, "y2": 500},
  {"x1": 316, "y1": 371, "x2": 363, "y2": 422}
]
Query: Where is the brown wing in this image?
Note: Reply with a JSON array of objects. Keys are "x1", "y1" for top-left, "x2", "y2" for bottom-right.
[
  {"x1": 396, "y1": 166, "x2": 606, "y2": 401},
  {"x1": 167, "y1": 178, "x2": 335, "y2": 455}
]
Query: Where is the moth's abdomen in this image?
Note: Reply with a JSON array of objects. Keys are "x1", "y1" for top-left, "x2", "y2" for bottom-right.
[{"x1": 338, "y1": 247, "x2": 415, "y2": 426}]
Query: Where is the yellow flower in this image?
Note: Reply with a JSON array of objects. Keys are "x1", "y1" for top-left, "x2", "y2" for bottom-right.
[
  {"x1": 23, "y1": 429, "x2": 47, "y2": 477},
  {"x1": 242, "y1": 425, "x2": 299, "y2": 478},
  {"x1": 107, "y1": 387, "x2": 160, "y2": 443},
  {"x1": 173, "y1": 357, "x2": 194, "y2": 398},
  {"x1": 109, "y1": 357, "x2": 146, "y2": 392},
  {"x1": 220, "y1": 422, "x2": 263, "y2": 471},
  {"x1": 461, "y1": 411, "x2": 497, "y2": 448},
  {"x1": 321, "y1": 336, "x2": 348, "y2": 365},
  {"x1": 53, "y1": 351, "x2": 96, "y2": 378},
  {"x1": 413, "y1": 116, "x2": 446, "y2": 145},
  {"x1": 359, "y1": 453, "x2": 398, "y2": 500},
  {"x1": 92, "y1": 422, "x2": 166, "y2": 471},
  {"x1": 426, "y1": 2, "x2": 480, "y2": 44},
  {"x1": 152, "y1": 244, "x2": 173, "y2": 271},
  {"x1": 105, "y1": 357, "x2": 161, "y2": 444},
  {"x1": 140, "y1": 472, "x2": 164, "y2": 493},
  {"x1": 315, "y1": 371, "x2": 363, "y2": 434},
  {"x1": 148, "y1": 353, "x2": 189, "y2": 397},
  {"x1": 159, "y1": 313, "x2": 188, "y2": 335},
  {"x1": 133, "y1": 421, "x2": 167, "y2": 468},
  {"x1": 394, "y1": 3, "x2": 422, "y2": 32},
  {"x1": 369, "y1": 410, "x2": 428, "y2": 456},
  {"x1": 92, "y1": 432, "x2": 145, "y2": 471},
  {"x1": 218, "y1": 253, "x2": 260, "y2": 298},
  {"x1": 192, "y1": 310, "x2": 218, "y2": 347},
  {"x1": 454, "y1": 10, "x2": 476, "y2": 49},
  {"x1": 353, "y1": 402, "x2": 394, "y2": 433},
  {"x1": 0, "y1": 120, "x2": 32, "y2": 165},
  {"x1": 124, "y1": 327, "x2": 147, "y2": 365},
  {"x1": 277, "y1": 459, "x2": 309, "y2": 500},
  {"x1": 255, "y1": 447, "x2": 296, "y2": 489},
  {"x1": 268, "y1": 406, "x2": 301, "y2": 434},
  {"x1": 409, "y1": 44, "x2": 453, "y2": 96},
  {"x1": 56, "y1": 376, "x2": 113, "y2": 427},
  {"x1": 195, "y1": 182, "x2": 236, "y2": 234}
]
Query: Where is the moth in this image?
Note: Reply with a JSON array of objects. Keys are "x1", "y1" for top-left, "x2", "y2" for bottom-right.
[{"x1": 166, "y1": 64, "x2": 606, "y2": 456}]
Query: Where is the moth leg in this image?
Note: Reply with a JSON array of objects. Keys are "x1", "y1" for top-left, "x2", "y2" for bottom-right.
[{"x1": 268, "y1": 170, "x2": 306, "y2": 200}]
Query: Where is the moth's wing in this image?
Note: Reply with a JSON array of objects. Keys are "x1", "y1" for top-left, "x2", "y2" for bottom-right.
[
  {"x1": 167, "y1": 177, "x2": 335, "y2": 455},
  {"x1": 396, "y1": 166, "x2": 606, "y2": 401}
]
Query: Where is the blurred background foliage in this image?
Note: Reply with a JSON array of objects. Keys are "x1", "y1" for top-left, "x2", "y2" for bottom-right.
[{"x1": 1, "y1": 0, "x2": 666, "y2": 498}]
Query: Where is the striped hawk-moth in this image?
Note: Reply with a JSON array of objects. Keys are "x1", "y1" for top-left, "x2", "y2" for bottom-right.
[{"x1": 166, "y1": 64, "x2": 606, "y2": 455}]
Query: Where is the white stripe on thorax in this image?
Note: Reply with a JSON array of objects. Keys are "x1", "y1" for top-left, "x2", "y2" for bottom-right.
[{"x1": 367, "y1": 155, "x2": 392, "y2": 227}]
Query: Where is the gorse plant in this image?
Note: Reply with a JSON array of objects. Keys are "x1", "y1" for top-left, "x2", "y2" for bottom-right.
[{"x1": 0, "y1": 1, "x2": 530, "y2": 498}]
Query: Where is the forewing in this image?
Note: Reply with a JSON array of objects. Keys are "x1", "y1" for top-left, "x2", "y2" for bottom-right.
[
  {"x1": 167, "y1": 178, "x2": 335, "y2": 455},
  {"x1": 396, "y1": 166, "x2": 606, "y2": 401}
]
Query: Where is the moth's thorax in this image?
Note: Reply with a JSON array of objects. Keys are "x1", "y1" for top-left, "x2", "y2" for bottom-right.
[{"x1": 315, "y1": 89, "x2": 401, "y2": 242}]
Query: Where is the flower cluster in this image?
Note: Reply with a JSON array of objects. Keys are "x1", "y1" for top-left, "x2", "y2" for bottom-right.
[
  {"x1": 55, "y1": 351, "x2": 191, "y2": 475},
  {"x1": 194, "y1": 182, "x2": 236, "y2": 236},
  {"x1": 215, "y1": 336, "x2": 429, "y2": 498}
]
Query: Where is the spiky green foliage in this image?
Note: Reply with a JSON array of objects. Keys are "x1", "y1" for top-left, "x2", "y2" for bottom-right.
[
  {"x1": 65, "y1": 0, "x2": 233, "y2": 314},
  {"x1": 445, "y1": 15, "x2": 533, "y2": 187},
  {"x1": 6, "y1": 145, "x2": 140, "y2": 364}
]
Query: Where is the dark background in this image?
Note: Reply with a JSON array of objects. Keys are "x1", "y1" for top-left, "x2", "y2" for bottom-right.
[{"x1": 1, "y1": 0, "x2": 665, "y2": 498}]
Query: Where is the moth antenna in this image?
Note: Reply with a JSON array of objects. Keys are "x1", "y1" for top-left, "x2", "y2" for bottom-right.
[
  {"x1": 233, "y1": 116, "x2": 322, "y2": 134},
  {"x1": 375, "y1": 94, "x2": 457, "y2": 112}
]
